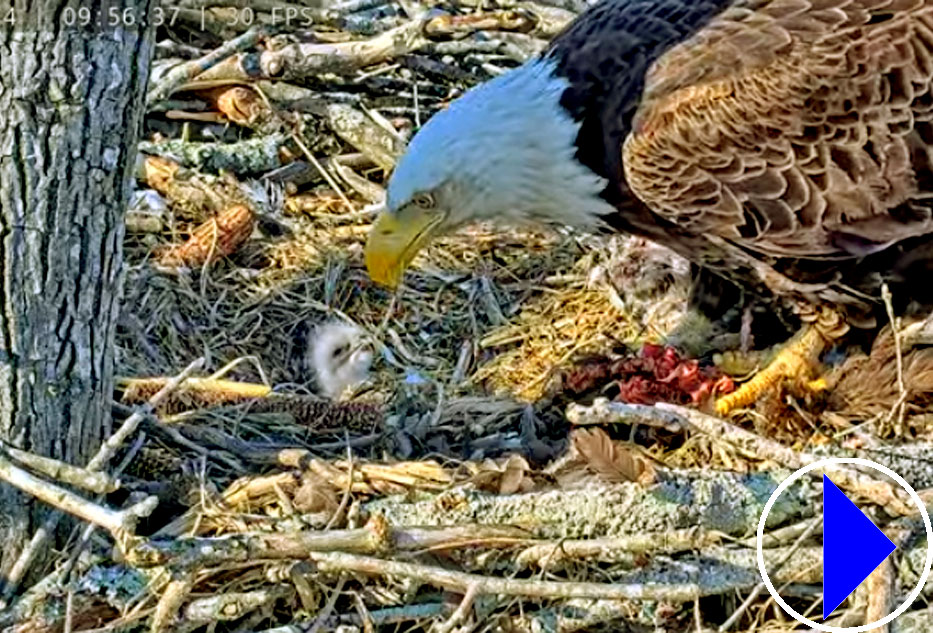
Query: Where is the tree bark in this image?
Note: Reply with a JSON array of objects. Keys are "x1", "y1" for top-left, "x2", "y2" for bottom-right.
[{"x1": 0, "y1": 2, "x2": 155, "y2": 583}]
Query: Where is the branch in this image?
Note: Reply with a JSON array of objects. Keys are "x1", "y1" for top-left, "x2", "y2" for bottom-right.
[
  {"x1": 0, "y1": 452, "x2": 156, "y2": 537},
  {"x1": 1, "y1": 358, "x2": 205, "y2": 603},
  {"x1": 127, "y1": 522, "x2": 531, "y2": 568},
  {"x1": 0, "y1": 444, "x2": 119, "y2": 495},
  {"x1": 302, "y1": 551, "x2": 747, "y2": 603},
  {"x1": 147, "y1": 26, "x2": 270, "y2": 105},
  {"x1": 568, "y1": 399, "x2": 915, "y2": 515}
]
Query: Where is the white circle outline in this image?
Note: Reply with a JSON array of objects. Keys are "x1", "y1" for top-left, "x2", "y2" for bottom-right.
[{"x1": 756, "y1": 457, "x2": 933, "y2": 632}]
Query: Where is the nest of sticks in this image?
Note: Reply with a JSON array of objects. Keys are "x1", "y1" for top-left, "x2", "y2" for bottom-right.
[{"x1": 7, "y1": 1, "x2": 933, "y2": 633}]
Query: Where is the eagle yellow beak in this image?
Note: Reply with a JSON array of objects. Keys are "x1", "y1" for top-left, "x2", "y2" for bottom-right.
[{"x1": 365, "y1": 206, "x2": 443, "y2": 289}]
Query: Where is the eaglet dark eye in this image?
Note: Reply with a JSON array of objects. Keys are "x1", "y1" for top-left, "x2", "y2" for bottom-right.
[
  {"x1": 412, "y1": 193, "x2": 435, "y2": 209},
  {"x1": 332, "y1": 344, "x2": 349, "y2": 359}
]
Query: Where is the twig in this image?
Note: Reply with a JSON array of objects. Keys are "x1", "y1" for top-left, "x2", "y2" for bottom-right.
[
  {"x1": 718, "y1": 517, "x2": 822, "y2": 631},
  {"x1": 304, "y1": 551, "x2": 751, "y2": 602},
  {"x1": 307, "y1": 575, "x2": 346, "y2": 633},
  {"x1": 433, "y1": 585, "x2": 479, "y2": 633},
  {"x1": 1, "y1": 358, "x2": 205, "y2": 602},
  {"x1": 324, "y1": 435, "x2": 356, "y2": 530},
  {"x1": 353, "y1": 592, "x2": 376, "y2": 633},
  {"x1": 329, "y1": 158, "x2": 386, "y2": 203},
  {"x1": 63, "y1": 588, "x2": 75, "y2": 633},
  {"x1": 93, "y1": 358, "x2": 207, "y2": 470},
  {"x1": 291, "y1": 131, "x2": 355, "y2": 213},
  {"x1": 147, "y1": 27, "x2": 269, "y2": 105},
  {"x1": 881, "y1": 283, "x2": 908, "y2": 431}
]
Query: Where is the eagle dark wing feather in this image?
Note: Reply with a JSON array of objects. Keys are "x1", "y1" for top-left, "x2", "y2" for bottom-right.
[
  {"x1": 622, "y1": 0, "x2": 933, "y2": 319},
  {"x1": 544, "y1": 0, "x2": 736, "y2": 205}
]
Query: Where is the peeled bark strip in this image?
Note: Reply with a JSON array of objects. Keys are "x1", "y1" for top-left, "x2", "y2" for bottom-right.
[{"x1": 0, "y1": 3, "x2": 155, "y2": 585}]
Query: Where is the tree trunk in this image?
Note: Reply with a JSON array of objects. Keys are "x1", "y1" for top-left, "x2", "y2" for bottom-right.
[{"x1": 0, "y1": 2, "x2": 155, "y2": 583}]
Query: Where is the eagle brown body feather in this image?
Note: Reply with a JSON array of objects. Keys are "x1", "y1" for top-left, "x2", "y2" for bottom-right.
[{"x1": 552, "y1": 0, "x2": 933, "y2": 328}]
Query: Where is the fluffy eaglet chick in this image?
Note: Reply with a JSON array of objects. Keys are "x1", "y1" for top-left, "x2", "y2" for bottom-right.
[
  {"x1": 365, "y1": 0, "x2": 933, "y2": 415},
  {"x1": 310, "y1": 322, "x2": 373, "y2": 400}
]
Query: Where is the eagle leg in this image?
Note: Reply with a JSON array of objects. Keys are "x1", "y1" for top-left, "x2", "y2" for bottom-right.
[{"x1": 713, "y1": 306, "x2": 847, "y2": 416}]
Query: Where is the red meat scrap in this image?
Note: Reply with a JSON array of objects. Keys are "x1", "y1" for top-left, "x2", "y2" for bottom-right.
[{"x1": 562, "y1": 344, "x2": 734, "y2": 407}]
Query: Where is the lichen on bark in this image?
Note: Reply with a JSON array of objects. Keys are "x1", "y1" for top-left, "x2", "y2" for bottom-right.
[{"x1": 366, "y1": 470, "x2": 816, "y2": 540}]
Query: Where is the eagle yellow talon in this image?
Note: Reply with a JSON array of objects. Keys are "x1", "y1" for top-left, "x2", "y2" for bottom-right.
[
  {"x1": 806, "y1": 377, "x2": 829, "y2": 393},
  {"x1": 714, "y1": 325, "x2": 829, "y2": 417}
]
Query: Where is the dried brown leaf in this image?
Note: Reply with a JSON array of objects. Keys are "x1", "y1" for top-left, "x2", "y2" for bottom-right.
[
  {"x1": 293, "y1": 470, "x2": 340, "y2": 514},
  {"x1": 212, "y1": 86, "x2": 270, "y2": 127},
  {"x1": 467, "y1": 455, "x2": 534, "y2": 494},
  {"x1": 570, "y1": 427, "x2": 656, "y2": 485},
  {"x1": 499, "y1": 454, "x2": 532, "y2": 494}
]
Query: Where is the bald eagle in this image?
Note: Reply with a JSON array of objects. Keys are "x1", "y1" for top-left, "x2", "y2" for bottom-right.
[{"x1": 365, "y1": 0, "x2": 933, "y2": 414}]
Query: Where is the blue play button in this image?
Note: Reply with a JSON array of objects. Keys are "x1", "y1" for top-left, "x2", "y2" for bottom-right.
[{"x1": 823, "y1": 475, "x2": 897, "y2": 619}]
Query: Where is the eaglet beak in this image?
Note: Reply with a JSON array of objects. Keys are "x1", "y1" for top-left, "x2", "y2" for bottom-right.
[{"x1": 365, "y1": 206, "x2": 443, "y2": 289}]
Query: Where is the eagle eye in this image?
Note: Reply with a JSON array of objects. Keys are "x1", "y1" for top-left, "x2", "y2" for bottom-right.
[{"x1": 412, "y1": 193, "x2": 435, "y2": 210}]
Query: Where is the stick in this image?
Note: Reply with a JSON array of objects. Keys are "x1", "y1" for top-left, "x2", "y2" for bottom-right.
[
  {"x1": 93, "y1": 358, "x2": 207, "y2": 471},
  {"x1": 433, "y1": 585, "x2": 479, "y2": 633},
  {"x1": 864, "y1": 559, "x2": 894, "y2": 632},
  {"x1": 324, "y1": 435, "x2": 356, "y2": 531},
  {"x1": 206, "y1": 19, "x2": 429, "y2": 82},
  {"x1": 0, "y1": 358, "x2": 205, "y2": 602},
  {"x1": 151, "y1": 572, "x2": 196, "y2": 633},
  {"x1": 147, "y1": 27, "x2": 269, "y2": 105},
  {"x1": 0, "y1": 453, "x2": 157, "y2": 536},
  {"x1": 307, "y1": 576, "x2": 346, "y2": 633},
  {"x1": 515, "y1": 529, "x2": 723, "y2": 570},
  {"x1": 0, "y1": 445, "x2": 119, "y2": 495},
  {"x1": 127, "y1": 523, "x2": 530, "y2": 568},
  {"x1": 881, "y1": 283, "x2": 908, "y2": 431},
  {"x1": 569, "y1": 399, "x2": 915, "y2": 515},
  {"x1": 718, "y1": 517, "x2": 822, "y2": 631},
  {"x1": 291, "y1": 132, "x2": 355, "y2": 213},
  {"x1": 654, "y1": 403, "x2": 915, "y2": 515},
  {"x1": 302, "y1": 551, "x2": 742, "y2": 602},
  {"x1": 182, "y1": 589, "x2": 289, "y2": 624}
]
